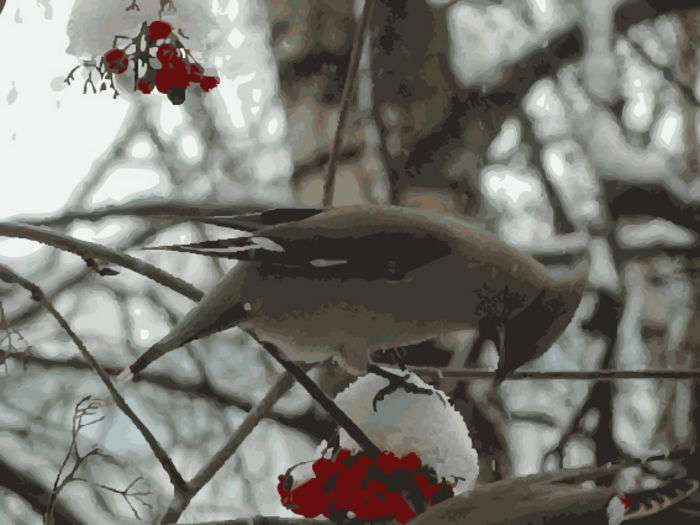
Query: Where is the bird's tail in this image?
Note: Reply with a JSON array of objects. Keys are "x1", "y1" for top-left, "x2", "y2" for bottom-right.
[
  {"x1": 541, "y1": 448, "x2": 700, "y2": 523},
  {"x1": 117, "y1": 267, "x2": 250, "y2": 384},
  {"x1": 620, "y1": 477, "x2": 699, "y2": 521}
]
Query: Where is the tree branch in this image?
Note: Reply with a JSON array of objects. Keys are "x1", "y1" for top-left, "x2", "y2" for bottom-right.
[
  {"x1": 0, "y1": 220, "x2": 351, "y2": 519},
  {"x1": 0, "y1": 221, "x2": 202, "y2": 303},
  {"x1": 0, "y1": 457, "x2": 83, "y2": 525},
  {"x1": 410, "y1": 366, "x2": 700, "y2": 381},
  {"x1": 322, "y1": 0, "x2": 375, "y2": 206},
  {"x1": 161, "y1": 369, "x2": 305, "y2": 523},
  {"x1": 1, "y1": 349, "x2": 332, "y2": 441},
  {"x1": 262, "y1": 342, "x2": 379, "y2": 455},
  {"x1": 0, "y1": 263, "x2": 188, "y2": 497}
]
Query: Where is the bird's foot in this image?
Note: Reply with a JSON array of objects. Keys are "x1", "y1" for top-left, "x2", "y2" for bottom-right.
[
  {"x1": 388, "y1": 347, "x2": 408, "y2": 370},
  {"x1": 368, "y1": 364, "x2": 439, "y2": 411},
  {"x1": 493, "y1": 367, "x2": 510, "y2": 386}
]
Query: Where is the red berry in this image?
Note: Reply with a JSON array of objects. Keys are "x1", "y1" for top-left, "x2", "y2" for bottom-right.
[
  {"x1": 103, "y1": 48, "x2": 129, "y2": 75},
  {"x1": 156, "y1": 43, "x2": 178, "y2": 65},
  {"x1": 199, "y1": 75, "x2": 220, "y2": 92},
  {"x1": 278, "y1": 449, "x2": 448, "y2": 523},
  {"x1": 187, "y1": 63, "x2": 204, "y2": 82},
  {"x1": 399, "y1": 452, "x2": 422, "y2": 472},
  {"x1": 384, "y1": 491, "x2": 416, "y2": 523},
  {"x1": 137, "y1": 78, "x2": 154, "y2": 94},
  {"x1": 311, "y1": 457, "x2": 339, "y2": 482},
  {"x1": 277, "y1": 477, "x2": 326, "y2": 518},
  {"x1": 148, "y1": 20, "x2": 172, "y2": 40},
  {"x1": 156, "y1": 56, "x2": 188, "y2": 93},
  {"x1": 414, "y1": 472, "x2": 440, "y2": 501}
]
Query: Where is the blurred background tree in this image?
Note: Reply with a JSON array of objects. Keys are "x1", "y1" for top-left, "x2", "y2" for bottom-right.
[{"x1": 0, "y1": 0, "x2": 699, "y2": 523}]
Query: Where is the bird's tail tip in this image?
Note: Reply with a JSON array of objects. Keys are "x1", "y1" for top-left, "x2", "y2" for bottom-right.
[{"x1": 607, "y1": 477, "x2": 700, "y2": 524}]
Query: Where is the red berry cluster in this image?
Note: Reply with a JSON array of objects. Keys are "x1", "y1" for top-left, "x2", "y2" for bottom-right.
[
  {"x1": 277, "y1": 449, "x2": 454, "y2": 524},
  {"x1": 68, "y1": 20, "x2": 219, "y2": 105}
]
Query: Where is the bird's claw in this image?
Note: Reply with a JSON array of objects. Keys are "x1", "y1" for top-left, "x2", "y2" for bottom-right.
[{"x1": 368, "y1": 365, "x2": 441, "y2": 411}]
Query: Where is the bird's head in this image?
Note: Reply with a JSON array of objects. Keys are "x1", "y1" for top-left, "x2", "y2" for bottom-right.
[{"x1": 498, "y1": 257, "x2": 589, "y2": 379}]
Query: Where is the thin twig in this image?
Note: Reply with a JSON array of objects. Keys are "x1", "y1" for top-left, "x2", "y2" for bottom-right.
[
  {"x1": 410, "y1": 366, "x2": 700, "y2": 381},
  {"x1": 262, "y1": 342, "x2": 379, "y2": 456},
  {"x1": 161, "y1": 369, "x2": 303, "y2": 523},
  {"x1": 187, "y1": 369, "x2": 302, "y2": 492},
  {"x1": 5, "y1": 226, "x2": 162, "y2": 329},
  {"x1": 0, "y1": 456, "x2": 83, "y2": 525},
  {"x1": 322, "y1": 0, "x2": 375, "y2": 206},
  {"x1": 0, "y1": 263, "x2": 189, "y2": 496},
  {"x1": 0, "y1": 221, "x2": 338, "y2": 520},
  {"x1": 0, "y1": 221, "x2": 202, "y2": 302},
  {"x1": 2, "y1": 225, "x2": 341, "y2": 517},
  {"x1": 46, "y1": 396, "x2": 106, "y2": 524},
  {"x1": 163, "y1": 343, "x2": 379, "y2": 523},
  {"x1": 0, "y1": 347, "x2": 331, "y2": 440},
  {"x1": 92, "y1": 477, "x2": 153, "y2": 521}
]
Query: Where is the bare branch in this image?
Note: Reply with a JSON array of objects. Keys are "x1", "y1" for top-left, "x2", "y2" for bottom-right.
[
  {"x1": 263, "y1": 342, "x2": 379, "y2": 455},
  {"x1": 92, "y1": 477, "x2": 153, "y2": 521},
  {"x1": 161, "y1": 369, "x2": 303, "y2": 523},
  {"x1": 410, "y1": 366, "x2": 700, "y2": 381},
  {"x1": 0, "y1": 349, "x2": 331, "y2": 440},
  {"x1": 0, "y1": 227, "x2": 345, "y2": 519},
  {"x1": 0, "y1": 457, "x2": 83, "y2": 525},
  {"x1": 5, "y1": 226, "x2": 164, "y2": 328},
  {"x1": 0, "y1": 221, "x2": 202, "y2": 303},
  {"x1": 0, "y1": 263, "x2": 188, "y2": 496},
  {"x1": 322, "y1": 0, "x2": 375, "y2": 206},
  {"x1": 161, "y1": 341, "x2": 379, "y2": 523},
  {"x1": 188, "y1": 369, "x2": 298, "y2": 492},
  {"x1": 46, "y1": 396, "x2": 109, "y2": 524}
]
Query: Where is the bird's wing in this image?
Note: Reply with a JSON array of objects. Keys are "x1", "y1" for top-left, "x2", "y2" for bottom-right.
[{"x1": 147, "y1": 206, "x2": 454, "y2": 280}]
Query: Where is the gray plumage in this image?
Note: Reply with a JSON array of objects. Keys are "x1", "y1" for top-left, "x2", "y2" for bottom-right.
[{"x1": 120, "y1": 205, "x2": 588, "y2": 381}]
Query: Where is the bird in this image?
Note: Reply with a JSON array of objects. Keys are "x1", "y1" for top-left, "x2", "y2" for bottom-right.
[
  {"x1": 409, "y1": 458, "x2": 700, "y2": 525},
  {"x1": 117, "y1": 205, "x2": 588, "y2": 385}
]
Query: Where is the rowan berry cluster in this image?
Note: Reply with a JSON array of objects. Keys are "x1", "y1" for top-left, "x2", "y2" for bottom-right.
[
  {"x1": 277, "y1": 449, "x2": 454, "y2": 524},
  {"x1": 66, "y1": 20, "x2": 219, "y2": 105}
]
